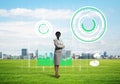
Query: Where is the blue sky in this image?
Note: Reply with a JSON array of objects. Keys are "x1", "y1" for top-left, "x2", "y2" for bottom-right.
[
  {"x1": 0, "y1": 0, "x2": 119, "y2": 9},
  {"x1": 0, "y1": 0, "x2": 120, "y2": 56}
]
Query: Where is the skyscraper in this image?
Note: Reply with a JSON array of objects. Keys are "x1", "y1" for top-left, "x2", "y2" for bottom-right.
[
  {"x1": 49, "y1": 52, "x2": 53, "y2": 59},
  {"x1": 62, "y1": 50, "x2": 71, "y2": 59},
  {"x1": 0, "y1": 52, "x2": 2, "y2": 59},
  {"x1": 29, "y1": 53, "x2": 34, "y2": 59},
  {"x1": 35, "y1": 49, "x2": 38, "y2": 59},
  {"x1": 21, "y1": 49, "x2": 28, "y2": 59},
  {"x1": 103, "y1": 51, "x2": 107, "y2": 58},
  {"x1": 66, "y1": 50, "x2": 71, "y2": 58},
  {"x1": 62, "y1": 50, "x2": 66, "y2": 58}
]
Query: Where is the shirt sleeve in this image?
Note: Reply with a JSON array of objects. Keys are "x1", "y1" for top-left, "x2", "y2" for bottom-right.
[{"x1": 54, "y1": 39, "x2": 65, "y2": 49}]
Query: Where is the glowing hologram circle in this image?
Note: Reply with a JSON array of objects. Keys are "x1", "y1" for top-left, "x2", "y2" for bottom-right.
[
  {"x1": 38, "y1": 24, "x2": 49, "y2": 34},
  {"x1": 89, "y1": 60, "x2": 100, "y2": 67},
  {"x1": 35, "y1": 20, "x2": 53, "y2": 37},
  {"x1": 81, "y1": 19, "x2": 96, "y2": 32},
  {"x1": 71, "y1": 6, "x2": 107, "y2": 42}
]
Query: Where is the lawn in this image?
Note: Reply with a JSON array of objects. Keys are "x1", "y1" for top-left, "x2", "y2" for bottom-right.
[{"x1": 0, "y1": 59, "x2": 120, "y2": 84}]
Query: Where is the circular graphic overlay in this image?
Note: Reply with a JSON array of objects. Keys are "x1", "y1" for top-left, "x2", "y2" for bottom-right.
[
  {"x1": 35, "y1": 20, "x2": 53, "y2": 37},
  {"x1": 71, "y1": 6, "x2": 107, "y2": 42},
  {"x1": 89, "y1": 60, "x2": 100, "y2": 67}
]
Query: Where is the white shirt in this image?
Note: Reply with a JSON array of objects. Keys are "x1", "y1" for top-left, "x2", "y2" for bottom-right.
[{"x1": 54, "y1": 39, "x2": 65, "y2": 52}]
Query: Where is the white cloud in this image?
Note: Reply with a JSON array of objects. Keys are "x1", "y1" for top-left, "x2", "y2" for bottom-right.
[
  {"x1": 0, "y1": 21, "x2": 120, "y2": 55},
  {"x1": 0, "y1": 21, "x2": 70, "y2": 55},
  {"x1": 0, "y1": 8, "x2": 119, "y2": 55},
  {"x1": 0, "y1": 8, "x2": 73, "y2": 20},
  {"x1": 0, "y1": 9, "x2": 8, "y2": 16}
]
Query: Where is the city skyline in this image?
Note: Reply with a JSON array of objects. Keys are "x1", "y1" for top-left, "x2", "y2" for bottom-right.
[
  {"x1": 0, "y1": 48, "x2": 114, "y2": 58},
  {"x1": 0, "y1": 0, "x2": 120, "y2": 55},
  {"x1": 1, "y1": 48, "x2": 120, "y2": 60}
]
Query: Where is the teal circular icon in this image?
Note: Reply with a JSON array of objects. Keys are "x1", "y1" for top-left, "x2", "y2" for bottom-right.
[
  {"x1": 71, "y1": 6, "x2": 107, "y2": 42},
  {"x1": 81, "y1": 19, "x2": 96, "y2": 32},
  {"x1": 35, "y1": 20, "x2": 53, "y2": 38},
  {"x1": 38, "y1": 24, "x2": 49, "y2": 34}
]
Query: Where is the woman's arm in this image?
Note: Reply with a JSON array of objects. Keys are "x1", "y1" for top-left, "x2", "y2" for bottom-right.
[{"x1": 54, "y1": 40, "x2": 65, "y2": 49}]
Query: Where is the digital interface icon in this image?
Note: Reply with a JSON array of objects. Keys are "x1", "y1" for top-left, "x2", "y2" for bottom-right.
[
  {"x1": 35, "y1": 20, "x2": 53, "y2": 37},
  {"x1": 71, "y1": 6, "x2": 107, "y2": 42},
  {"x1": 89, "y1": 53, "x2": 100, "y2": 67},
  {"x1": 37, "y1": 51, "x2": 72, "y2": 66},
  {"x1": 89, "y1": 60, "x2": 99, "y2": 67}
]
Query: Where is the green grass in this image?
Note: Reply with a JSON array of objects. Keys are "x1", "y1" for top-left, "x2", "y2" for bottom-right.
[{"x1": 0, "y1": 59, "x2": 120, "y2": 84}]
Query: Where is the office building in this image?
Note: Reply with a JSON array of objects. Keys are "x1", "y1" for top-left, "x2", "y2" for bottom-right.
[
  {"x1": 21, "y1": 49, "x2": 28, "y2": 59},
  {"x1": 0, "y1": 52, "x2": 2, "y2": 59}
]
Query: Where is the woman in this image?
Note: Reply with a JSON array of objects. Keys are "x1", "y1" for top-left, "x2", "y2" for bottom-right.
[{"x1": 54, "y1": 31, "x2": 65, "y2": 78}]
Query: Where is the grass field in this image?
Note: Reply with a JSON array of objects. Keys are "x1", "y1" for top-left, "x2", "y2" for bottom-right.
[{"x1": 0, "y1": 59, "x2": 120, "y2": 84}]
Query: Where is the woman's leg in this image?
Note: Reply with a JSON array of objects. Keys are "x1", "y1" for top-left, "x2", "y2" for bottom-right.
[
  {"x1": 54, "y1": 65, "x2": 57, "y2": 76},
  {"x1": 54, "y1": 65, "x2": 60, "y2": 78},
  {"x1": 57, "y1": 65, "x2": 60, "y2": 76}
]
